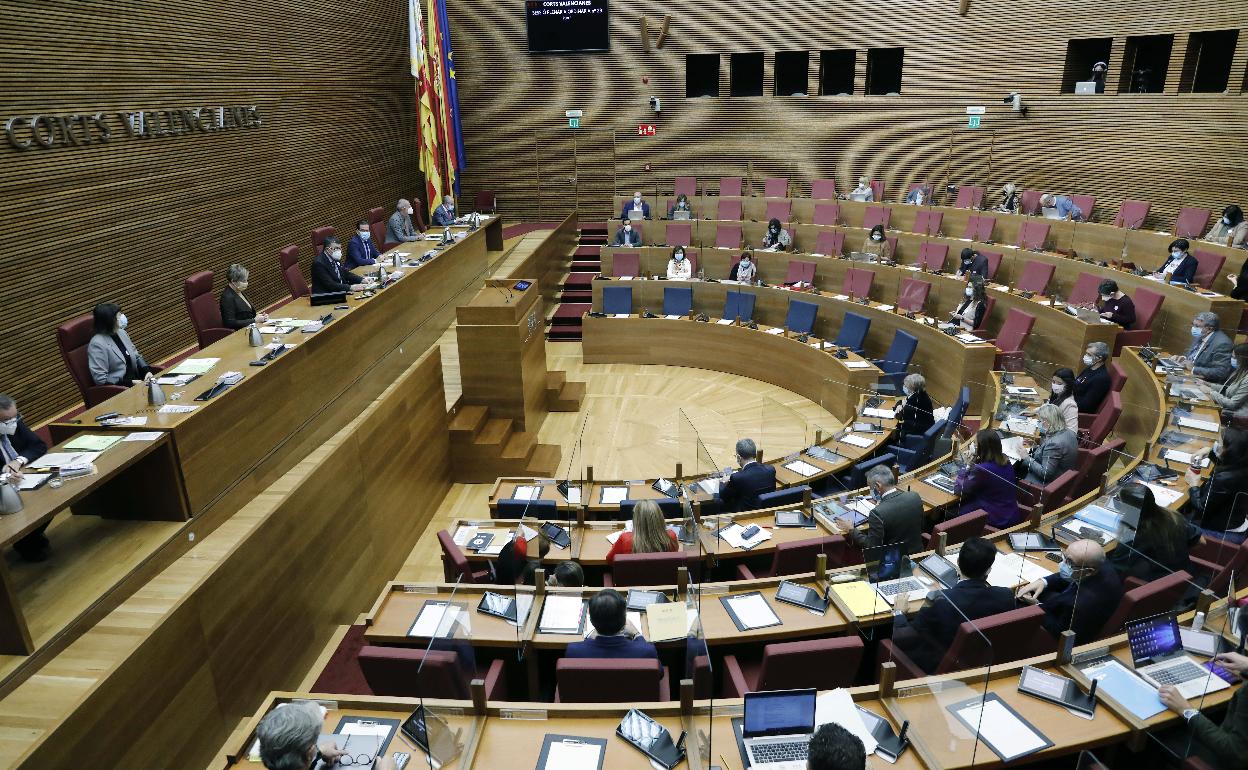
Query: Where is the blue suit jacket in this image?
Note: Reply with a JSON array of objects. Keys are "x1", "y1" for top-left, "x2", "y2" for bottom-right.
[
  {"x1": 620, "y1": 200, "x2": 651, "y2": 220},
  {"x1": 1163, "y1": 253, "x2": 1199, "y2": 285},
  {"x1": 566, "y1": 634, "x2": 659, "y2": 660},
  {"x1": 432, "y1": 204, "x2": 457, "y2": 226},
  {"x1": 717, "y1": 461, "x2": 777, "y2": 513},
  {"x1": 345, "y1": 234, "x2": 381, "y2": 269}
]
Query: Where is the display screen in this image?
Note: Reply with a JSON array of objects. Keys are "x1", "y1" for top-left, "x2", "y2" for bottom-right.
[{"x1": 526, "y1": 0, "x2": 609, "y2": 53}]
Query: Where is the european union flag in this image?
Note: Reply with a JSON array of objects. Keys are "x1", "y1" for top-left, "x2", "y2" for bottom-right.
[{"x1": 436, "y1": 0, "x2": 466, "y2": 195}]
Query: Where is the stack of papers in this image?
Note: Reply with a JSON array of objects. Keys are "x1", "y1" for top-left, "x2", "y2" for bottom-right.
[
  {"x1": 123, "y1": 432, "x2": 162, "y2": 442},
  {"x1": 875, "y1": 304, "x2": 894, "y2": 312},
  {"x1": 985, "y1": 552, "x2": 1050, "y2": 588},
  {"x1": 765, "y1": 327, "x2": 785, "y2": 335},
  {"x1": 643, "y1": 602, "x2": 690, "y2": 642},
  {"x1": 16, "y1": 474, "x2": 50, "y2": 490},
  {"x1": 782, "y1": 459, "x2": 821, "y2": 477},
  {"x1": 511, "y1": 485, "x2": 542, "y2": 501},
  {"x1": 1143, "y1": 482, "x2": 1183, "y2": 507},
  {"x1": 1001, "y1": 436, "x2": 1027, "y2": 463},
  {"x1": 717, "y1": 523, "x2": 772, "y2": 549},
  {"x1": 29, "y1": 452, "x2": 98, "y2": 472},
  {"x1": 715, "y1": 318, "x2": 734, "y2": 326},
  {"x1": 156, "y1": 374, "x2": 197, "y2": 386},
  {"x1": 408, "y1": 602, "x2": 469, "y2": 638},
  {"x1": 830, "y1": 581, "x2": 891, "y2": 617},
  {"x1": 722, "y1": 593, "x2": 782, "y2": 630},
  {"x1": 1177, "y1": 416, "x2": 1219, "y2": 433},
  {"x1": 62, "y1": 434, "x2": 123, "y2": 453},
  {"x1": 168, "y1": 358, "x2": 219, "y2": 375},
  {"x1": 862, "y1": 407, "x2": 896, "y2": 419},
  {"x1": 1162, "y1": 450, "x2": 1210, "y2": 467},
  {"x1": 100, "y1": 415, "x2": 148, "y2": 427},
  {"x1": 157, "y1": 404, "x2": 198, "y2": 414},
  {"x1": 956, "y1": 332, "x2": 982, "y2": 343},
  {"x1": 452, "y1": 526, "x2": 478, "y2": 546},
  {"x1": 839, "y1": 434, "x2": 874, "y2": 448},
  {"x1": 538, "y1": 595, "x2": 586, "y2": 634},
  {"x1": 815, "y1": 690, "x2": 878, "y2": 755},
  {"x1": 844, "y1": 361, "x2": 871, "y2": 369}
]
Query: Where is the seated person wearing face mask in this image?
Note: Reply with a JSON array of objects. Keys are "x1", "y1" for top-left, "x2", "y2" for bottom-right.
[
  {"x1": 1182, "y1": 427, "x2": 1248, "y2": 543},
  {"x1": 256, "y1": 700, "x2": 398, "y2": 770},
  {"x1": 1074, "y1": 341, "x2": 1111, "y2": 413},
  {"x1": 0, "y1": 393, "x2": 52, "y2": 562},
  {"x1": 955, "y1": 247, "x2": 989, "y2": 280},
  {"x1": 620, "y1": 191, "x2": 650, "y2": 221},
  {"x1": 760, "y1": 218, "x2": 792, "y2": 251},
  {"x1": 220, "y1": 263, "x2": 269, "y2": 330},
  {"x1": 1175, "y1": 311, "x2": 1234, "y2": 383},
  {"x1": 666, "y1": 247, "x2": 691, "y2": 279},
  {"x1": 310, "y1": 237, "x2": 367, "y2": 295},
  {"x1": 831, "y1": 464, "x2": 925, "y2": 558},
  {"x1": 345, "y1": 219, "x2": 382, "y2": 269},
  {"x1": 1045, "y1": 368, "x2": 1080, "y2": 431},
  {"x1": 87, "y1": 303, "x2": 155, "y2": 387},
  {"x1": 860, "y1": 224, "x2": 892, "y2": 262},
  {"x1": 612, "y1": 218, "x2": 642, "y2": 247},
  {"x1": 667, "y1": 194, "x2": 693, "y2": 219},
  {"x1": 1197, "y1": 342, "x2": 1248, "y2": 413},
  {"x1": 1016, "y1": 538, "x2": 1123, "y2": 645},
  {"x1": 566, "y1": 589, "x2": 658, "y2": 660},
  {"x1": 1096, "y1": 279, "x2": 1135, "y2": 328},
  {"x1": 847, "y1": 176, "x2": 874, "y2": 202},
  {"x1": 997, "y1": 183, "x2": 1019, "y2": 213},
  {"x1": 1153, "y1": 238, "x2": 1199, "y2": 284},
  {"x1": 897, "y1": 373, "x2": 934, "y2": 441},
  {"x1": 386, "y1": 199, "x2": 422, "y2": 243},
  {"x1": 729, "y1": 252, "x2": 756, "y2": 283},
  {"x1": 903, "y1": 183, "x2": 931, "y2": 206},
  {"x1": 717, "y1": 438, "x2": 776, "y2": 512},
  {"x1": 1205, "y1": 204, "x2": 1248, "y2": 248},
  {"x1": 951, "y1": 277, "x2": 988, "y2": 331},
  {"x1": 1015, "y1": 403, "x2": 1078, "y2": 486},
  {"x1": 431, "y1": 195, "x2": 457, "y2": 226}
]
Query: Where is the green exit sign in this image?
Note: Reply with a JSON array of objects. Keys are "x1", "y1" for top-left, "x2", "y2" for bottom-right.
[
  {"x1": 967, "y1": 116, "x2": 981, "y2": 128},
  {"x1": 568, "y1": 117, "x2": 580, "y2": 128}
]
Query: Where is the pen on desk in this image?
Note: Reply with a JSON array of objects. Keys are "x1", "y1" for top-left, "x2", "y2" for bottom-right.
[
  {"x1": 1020, "y1": 553, "x2": 1045, "y2": 563},
  {"x1": 719, "y1": 752, "x2": 734, "y2": 770}
]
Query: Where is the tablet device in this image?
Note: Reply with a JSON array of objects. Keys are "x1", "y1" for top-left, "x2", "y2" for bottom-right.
[
  {"x1": 626, "y1": 589, "x2": 669, "y2": 612},
  {"x1": 540, "y1": 522, "x2": 572, "y2": 549},
  {"x1": 513, "y1": 280, "x2": 532, "y2": 291},
  {"x1": 775, "y1": 510, "x2": 816, "y2": 528},
  {"x1": 774, "y1": 580, "x2": 830, "y2": 613},
  {"x1": 917, "y1": 553, "x2": 959, "y2": 589},
  {"x1": 1008, "y1": 532, "x2": 1062, "y2": 552},
  {"x1": 1181, "y1": 627, "x2": 1226, "y2": 657},
  {"x1": 399, "y1": 706, "x2": 461, "y2": 766},
  {"x1": 616, "y1": 709, "x2": 686, "y2": 770},
  {"x1": 1016, "y1": 666, "x2": 1097, "y2": 715},
  {"x1": 477, "y1": 591, "x2": 520, "y2": 622}
]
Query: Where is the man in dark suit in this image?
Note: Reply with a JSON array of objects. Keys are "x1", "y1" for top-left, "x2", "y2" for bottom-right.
[
  {"x1": 717, "y1": 438, "x2": 777, "y2": 513},
  {"x1": 0, "y1": 394, "x2": 50, "y2": 561},
  {"x1": 1177, "y1": 312, "x2": 1234, "y2": 384},
  {"x1": 1017, "y1": 539, "x2": 1123, "y2": 645},
  {"x1": 432, "y1": 195, "x2": 457, "y2": 226},
  {"x1": 619, "y1": 191, "x2": 651, "y2": 221},
  {"x1": 310, "y1": 237, "x2": 366, "y2": 295},
  {"x1": 611, "y1": 218, "x2": 642, "y2": 247},
  {"x1": 345, "y1": 219, "x2": 382, "y2": 269},
  {"x1": 893, "y1": 537, "x2": 1016, "y2": 672},
  {"x1": 956, "y1": 248, "x2": 989, "y2": 280},
  {"x1": 565, "y1": 589, "x2": 658, "y2": 660},
  {"x1": 833, "y1": 464, "x2": 924, "y2": 557}
]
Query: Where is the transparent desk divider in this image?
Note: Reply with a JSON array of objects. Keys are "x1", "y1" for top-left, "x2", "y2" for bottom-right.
[
  {"x1": 558, "y1": 411, "x2": 589, "y2": 512},
  {"x1": 683, "y1": 583, "x2": 714, "y2": 770},
  {"x1": 414, "y1": 577, "x2": 477, "y2": 770},
  {"x1": 1076, "y1": 750, "x2": 1110, "y2": 770}
]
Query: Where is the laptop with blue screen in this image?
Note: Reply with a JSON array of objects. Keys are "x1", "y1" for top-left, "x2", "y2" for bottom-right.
[{"x1": 742, "y1": 689, "x2": 817, "y2": 770}]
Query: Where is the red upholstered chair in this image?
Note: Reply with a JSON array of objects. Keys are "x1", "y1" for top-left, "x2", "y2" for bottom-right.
[
  {"x1": 869, "y1": 180, "x2": 884, "y2": 202},
  {"x1": 811, "y1": 179, "x2": 837, "y2": 199},
  {"x1": 980, "y1": 250, "x2": 1002, "y2": 281},
  {"x1": 972, "y1": 295, "x2": 995, "y2": 336},
  {"x1": 1019, "y1": 190, "x2": 1043, "y2": 216},
  {"x1": 673, "y1": 176, "x2": 697, "y2": 197},
  {"x1": 716, "y1": 199, "x2": 743, "y2": 220},
  {"x1": 1070, "y1": 194, "x2": 1096, "y2": 220},
  {"x1": 1174, "y1": 207, "x2": 1212, "y2": 239},
  {"x1": 437, "y1": 530, "x2": 490, "y2": 583},
  {"x1": 279, "y1": 245, "x2": 310, "y2": 300},
  {"x1": 954, "y1": 185, "x2": 984, "y2": 209},
  {"x1": 359, "y1": 647, "x2": 506, "y2": 700},
  {"x1": 785, "y1": 260, "x2": 816, "y2": 285},
  {"x1": 735, "y1": 535, "x2": 845, "y2": 580},
  {"x1": 666, "y1": 223, "x2": 692, "y2": 247},
  {"x1": 719, "y1": 177, "x2": 743, "y2": 196},
  {"x1": 921, "y1": 508, "x2": 988, "y2": 548},
  {"x1": 1016, "y1": 261, "x2": 1055, "y2": 295},
  {"x1": 311, "y1": 225, "x2": 336, "y2": 255},
  {"x1": 764, "y1": 200, "x2": 792, "y2": 222},
  {"x1": 370, "y1": 220, "x2": 398, "y2": 252},
  {"x1": 813, "y1": 230, "x2": 844, "y2": 257},
  {"x1": 917, "y1": 242, "x2": 948, "y2": 271},
  {"x1": 862, "y1": 206, "x2": 891, "y2": 230},
  {"x1": 763, "y1": 177, "x2": 788, "y2": 198},
  {"x1": 914, "y1": 210, "x2": 942, "y2": 236},
  {"x1": 58, "y1": 315, "x2": 127, "y2": 407},
  {"x1": 879, "y1": 605, "x2": 1054, "y2": 679},
  {"x1": 1190, "y1": 538, "x2": 1248, "y2": 596},
  {"x1": 1097, "y1": 571, "x2": 1192, "y2": 639},
  {"x1": 1070, "y1": 438, "x2": 1125, "y2": 501},
  {"x1": 1016, "y1": 221, "x2": 1050, "y2": 250},
  {"x1": 898, "y1": 278, "x2": 931, "y2": 312},
  {"x1": 1078, "y1": 370, "x2": 1124, "y2": 431},
  {"x1": 367, "y1": 206, "x2": 385, "y2": 226},
  {"x1": 812, "y1": 203, "x2": 840, "y2": 226},
  {"x1": 1108, "y1": 361, "x2": 1127, "y2": 393},
  {"x1": 611, "y1": 251, "x2": 641, "y2": 278},
  {"x1": 1067, "y1": 272, "x2": 1103, "y2": 305},
  {"x1": 961, "y1": 215, "x2": 995, "y2": 242},
  {"x1": 1079, "y1": 391, "x2": 1122, "y2": 447},
  {"x1": 1113, "y1": 288, "x2": 1164, "y2": 353},
  {"x1": 842, "y1": 268, "x2": 874, "y2": 298},
  {"x1": 411, "y1": 201, "x2": 429, "y2": 232},
  {"x1": 1018, "y1": 468, "x2": 1080, "y2": 512},
  {"x1": 1192, "y1": 250, "x2": 1226, "y2": 290},
  {"x1": 556, "y1": 658, "x2": 671, "y2": 702},
  {"x1": 681, "y1": 250, "x2": 700, "y2": 276},
  {"x1": 604, "y1": 551, "x2": 699, "y2": 587},
  {"x1": 473, "y1": 190, "x2": 498, "y2": 213},
  {"x1": 715, "y1": 225, "x2": 743, "y2": 249},
  {"x1": 885, "y1": 235, "x2": 898, "y2": 259},
  {"x1": 723, "y1": 637, "x2": 864, "y2": 696},
  {"x1": 1113, "y1": 200, "x2": 1150, "y2": 229},
  {"x1": 184, "y1": 271, "x2": 232, "y2": 349}
]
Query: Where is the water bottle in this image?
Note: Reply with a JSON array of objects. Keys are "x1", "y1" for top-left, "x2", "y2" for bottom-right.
[
  {"x1": 247, "y1": 324, "x2": 263, "y2": 347},
  {"x1": 392, "y1": 252, "x2": 401, "y2": 269},
  {"x1": 0, "y1": 477, "x2": 22, "y2": 514},
  {"x1": 147, "y1": 378, "x2": 167, "y2": 407},
  {"x1": 378, "y1": 264, "x2": 387, "y2": 284},
  {"x1": 444, "y1": 226, "x2": 451, "y2": 243}
]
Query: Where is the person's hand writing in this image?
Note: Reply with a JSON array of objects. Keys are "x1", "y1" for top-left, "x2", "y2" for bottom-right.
[
  {"x1": 1016, "y1": 578, "x2": 1045, "y2": 603},
  {"x1": 1158, "y1": 685, "x2": 1191, "y2": 714},
  {"x1": 3, "y1": 460, "x2": 24, "y2": 480}
]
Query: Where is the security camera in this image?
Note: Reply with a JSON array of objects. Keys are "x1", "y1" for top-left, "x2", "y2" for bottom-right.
[
  {"x1": 1003, "y1": 91, "x2": 1023, "y2": 111},
  {"x1": 649, "y1": 97, "x2": 661, "y2": 114}
]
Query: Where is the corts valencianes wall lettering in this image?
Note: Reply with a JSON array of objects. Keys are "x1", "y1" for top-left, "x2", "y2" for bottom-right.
[{"x1": 3, "y1": 105, "x2": 262, "y2": 150}]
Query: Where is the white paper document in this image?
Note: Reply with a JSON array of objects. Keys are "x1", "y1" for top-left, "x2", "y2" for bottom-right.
[
  {"x1": 102, "y1": 416, "x2": 148, "y2": 427},
  {"x1": 1001, "y1": 436, "x2": 1027, "y2": 463},
  {"x1": 29, "y1": 452, "x2": 98, "y2": 470},
  {"x1": 985, "y1": 552, "x2": 1050, "y2": 588},
  {"x1": 719, "y1": 523, "x2": 773, "y2": 549},
  {"x1": 782, "y1": 459, "x2": 821, "y2": 477},
  {"x1": 954, "y1": 698, "x2": 1048, "y2": 761},
  {"x1": 612, "y1": 313, "x2": 630, "y2": 319},
  {"x1": 563, "y1": 486, "x2": 582, "y2": 505},
  {"x1": 408, "y1": 603, "x2": 466, "y2": 638},
  {"x1": 509, "y1": 594, "x2": 536, "y2": 628},
  {"x1": 765, "y1": 327, "x2": 785, "y2": 335},
  {"x1": 538, "y1": 595, "x2": 586, "y2": 634},
  {"x1": 715, "y1": 318, "x2": 734, "y2": 325},
  {"x1": 1178, "y1": 416, "x2": 1220, "y2": 433},
  {"x1": 452, "y1": 526, "x2": 478, "y2": 546},
  {"x1": 599, "y1": 486, "x2": 629, "y2": 505},
  {"x1": 844, "y1": 361, "x2": 871, "y2": 369},
  {"x1": 542, "y1": 739, "x2": 602, "y2": 770},
  {"x1": 1143, "y1": 482, "x2": 1184, "y2": 507},
  {"x1": 956, "y1": 333, "x2": 982, "y2": 343},
  {"x1": 875, "y1": 304, "x2": 894, "y2": 312},
  {"x1": 839, "y1": 433, "x2": 874, "y2": 448},
  {"x1": 17, "y1": 474, "x2": 50, "y2": 490},
  {"x1": 723, "y1": 593, "x2": 781, "y2": 629},
  {"x1": 1162, "y1": 450, "x2": 1210, "y2": 467},
  {"x1": 863, "y1": 408, "x2": 896, "y2": 419},
  {"x1": 168, "y1": 357, "x2": 220, "y2": 375},
  {"x1": 815, "y1": 689, "x2": 878, "y2": 755},
  {"x1": 123, "y1": 432, "x2": 162, "y2": 442},
  {"x1": 156, "y1": 374, "x2": 197, "y2": 386},
  {"x1": 511, "y1": 485, "x2": 542, "y2": 501},
  {"x1": 157, "y1": 404, "x2": 198, "y2": 414}
]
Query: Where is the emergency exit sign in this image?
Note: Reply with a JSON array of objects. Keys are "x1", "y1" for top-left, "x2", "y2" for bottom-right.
[
  {"x1": 568, "y1": 118, "x2": 580, "y2": 128},
  {"x1": 967, "y1": 116, "x2": 982, "y2": 128},
  {"x1": 637, "y1": 123, "x2": 657, "y2": 136}
]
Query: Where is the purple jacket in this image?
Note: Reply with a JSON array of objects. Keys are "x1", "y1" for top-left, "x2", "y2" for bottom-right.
[{"x1": 954, "y1": 461, "x2": 1022, "y2": 529}]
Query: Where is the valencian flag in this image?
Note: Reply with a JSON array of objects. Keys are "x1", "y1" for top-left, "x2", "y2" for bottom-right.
[
  {"x1": 434, "y1": 0, "x2": 466, "y2": 196},
  {"x1": 409, "y1": 0, "x2": 446, "y2": 216}
]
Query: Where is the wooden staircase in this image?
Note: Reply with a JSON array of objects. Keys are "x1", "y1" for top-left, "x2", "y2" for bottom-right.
[
  {"x1": 449, "y1": 404, "x2": 561, "y2": 483},
  {"x1": 545, "y1": 370, "x2": 585, "y2": 412}
]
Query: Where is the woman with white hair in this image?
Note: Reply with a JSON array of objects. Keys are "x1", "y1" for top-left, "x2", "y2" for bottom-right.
[
  {"x1": 255, "y1": 700, "x2": 398, "y2": 770},
  {"x1": 897, "y1": 373, "x2": 934, "y2": 441},
  {"x1": 220, "y1": 263, "x2": 268, "y2": 329},
  {"x1": 997, "y1": 183, "x2": 1019, "y2": 213},
  {"x1": 847, "y1": 176, "x2": 874, "y2": 202},
  {"x1": 1016, "y1": 403, "x2": 1079, "y2": 486}
]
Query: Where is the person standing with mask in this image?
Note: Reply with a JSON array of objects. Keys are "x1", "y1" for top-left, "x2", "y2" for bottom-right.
[
  {"x1": 0, "y1": 393, "x2": 51, "y2": 561},
  {"x1": 666, "y1": 247, "x2": 691, "y2": 280},
  {"x1": 87, "y1": 303, "x2": 155, "y2": 387},
  {"x1": 345, "y1": 219, "x2": 382, "y2": 269},
  {"x1": 310, "y1": 237, "x2": 366, "y2": 295},
  {"x1": 1016, "y1": 539, "x2": 1123, "y2": 644}
]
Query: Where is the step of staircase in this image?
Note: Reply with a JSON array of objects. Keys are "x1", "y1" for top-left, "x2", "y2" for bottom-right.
[
  {"x1": 546, "y1": 324, "x2": 582, "y2": 340},
  {"x1": 545, "y1": 370, "x2": 567, "y2": 389},
  {"x1": 501, "y1": 430, "x2": 537, "y2": 459},
  {"x1": 526, "y1": 443, "x2": 562, "y2": 476},
  {"x1": 559, "y1": 290, "x2": 592, "y2": 303},
  {"x1": 548, "y1": 380, "x2": 586, "y2": 411},
  {"x1": 574, "y1": 246, "x2": 601, "y2": 258},
  {"x1": 570, "y1": 261, "x2": 600, "y2": 272},
  {"x1": 474, "y1": 417, "x2": 514, "y2": 447},
  {"x1": 563, "y1": 272, "x2": 594, "y2": 288},
  {"x1": 448, "y1": 404, "x2": 489, "y2": 436}
]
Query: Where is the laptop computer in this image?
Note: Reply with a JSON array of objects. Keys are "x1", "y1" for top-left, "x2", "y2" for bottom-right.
[
  {"x1": 672, "y1": 210, "x2": 691, "y2": 221},
  {"x1": 872, "y1": 574, "x2": 932, "y2": 605},
  {"x1": 1074, "y1": 81, "x2": 1098, "y2": 94},
  {"x1": 1126, "y1": 614, "x2": 1230, "y2": 700},
  {"x1": 863, "y1": 542, "x2": 903, "y2": 582},
  {"x1": 741, "y1": 688, "x2": 817, "y2": 770}
]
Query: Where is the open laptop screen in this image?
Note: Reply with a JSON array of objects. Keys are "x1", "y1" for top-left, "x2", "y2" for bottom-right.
[
  {"x1": 743, "y1": 688, "x2": 817, "y2": 738},
  {"x1": 1127, "y1": 614, "x2": 1182, "y2": 667}
]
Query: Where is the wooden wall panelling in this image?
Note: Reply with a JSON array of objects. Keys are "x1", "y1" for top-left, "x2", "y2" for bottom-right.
[{"x1": 500, "y1": 214, "x2": 579, "y2": 302}]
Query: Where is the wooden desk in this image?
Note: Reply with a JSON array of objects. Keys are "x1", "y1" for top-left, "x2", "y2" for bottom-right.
[
  {"x1": 50, "y1": 218, "x2": 499, "y2": 514},
  {"x1": 0, "y1": 432, "x2": 188, "y2": 654}
]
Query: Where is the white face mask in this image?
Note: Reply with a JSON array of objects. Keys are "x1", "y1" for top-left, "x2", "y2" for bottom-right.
[
  {"x1": 1051, "y1": 382, "x2": 1065, "y2": 395},
  {"x1": 1224, "y1": 216, "x2": 1232, "y2": 226},
  {"x1": 237, "y1": 281, "x2": 249, "y2": 291},
  {"x1": 1171, "y1": 250, "x2": 1183, "y2": 259},
  {"x1": 1192, "y1": 325, "x2": 1203, "y2": 338},
  {"x1": 964, "y1": 287, "x2": 973, "y2": 297},
  {"x1": 117, "y1": 313, "x2": 129, "y2": 330},
  {"x1": 633, "y1": 196, "x2": 641, "y2": 204},
  {"x1": 674, "y1": 253, "x2": 684, "y2": 261},
  {"x1": 330, "y1": 248, "x2": 343, "y2": 260},
  {"x1": 859, "y1": 179, "x2": 868, "y2": 187},
  {"x1": 359, "y1": 230, "x2": 370, "y2": 239},
  {"x1": 741, "y1": 259, "x2": 751, "y2": 267},
  {"x1": 1100, "y1": 294, "x2": 1112, "y2": 302},
  {"x1": 0, "y1": 419, "x2": 16, "y2": 436},
  {"x1": 624, "y1": 225, "x2": 632, "y2": 232},
  {"x1": 872, "y1": 234, "x2": 884, "y2": 241},
  {"x1": 1082, "y1": 354, "x2": 1095, "y2": 366}
]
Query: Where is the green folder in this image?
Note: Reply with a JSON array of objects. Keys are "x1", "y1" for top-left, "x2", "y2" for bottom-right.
[{"x1": 62, "y1": 434, "x2": 123, "y2": 452}]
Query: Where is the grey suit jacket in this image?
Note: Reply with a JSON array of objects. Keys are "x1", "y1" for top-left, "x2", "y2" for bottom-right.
[
  {"x1": 1188, "y1": 330, "x2": 1234, "y2": 383},
  {"x1": 1211, "y1": 371, "x2": 1248, "y2": 413},
  {"x1": 87, "y1": 330, "x2": 149, "y2": 386},
  {"x1": 386, "y1": 211, "x2": 419, "y2": 243},
  {"x1": 855, "y1": 489, "x2": 925, "y2": 556},
  {"x1": 1019, "y1": 428, "x2": 1078, "y2": 486}
]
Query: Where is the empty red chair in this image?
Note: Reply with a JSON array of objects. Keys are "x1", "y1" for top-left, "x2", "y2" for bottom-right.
[
  {"x1": 1190, "y1": 539, "x2": 1248, "y2": 596},
  {"x1": 555, "y1": 658, "x2": 670, "y2": 702},
  {"x1": 811, "y1": 179, "x2": 837, "y2": 199},
  {"x1": 922, "y1": 508, "x2": 988, "y2": 547},
  {"x1": 367, "y1": 206, "x2": 385, "y2": 226},
  {"x1": 723, "y1": 637, "x2": 864, "y2": 696},
  {"x1": 666, "y1": 223, "x2": 693, "y2": 247},
  {"x1": 735, "y1": 535, "x2": 844, "y2": 580},
  {"x1": 716, "y1": 199, "x2": 743, "y2": 220},
  {"x1": 1174, "y1": 207, "x2": 1212, "y2": 238},
  {"x1": 1097, "y1": 571, "x2": 1192, "y2": 639},
  {"x1": 954, "y1": 185, "x2": 985, "y2": 209},
  {"x1": 785, "y1": 260, "x2": 817, "y2": 285},
  {"x1": 879, "y1": 605, "x2": 1055, "y2": 678},
  {"x1": 58, "y1": 315, "x2": 128, "y2": 407},
  {"x1": 961, "y1": 215, "x2": 995, "y2": 242},
  {"x1": 812, "y1": 203, "x2": 840, "y2": 226},
  {"x1": 681, "y1": 249, "x2": 700, "y2": 276},
  {"x1": 862, "y1": 206, "x2": 891, "y2": 230},
  {"x1": 1080, "y1": 390, "x2": 1122, "y2": 446},
  {"x1": 359, "y1": 647, "x2": 506, "y2": 700},
  {"x1": 1192, "y1": 250, "x2": 1226, "y2": 289},
  {"x1": 990, "y1": 308, "x2": 1035, "y2": 371},
  {"x1": 311, "y1": 225, "x2": 336, "y2": 255},
  {"x1": 719, "y1": 177, "x2": 743, "y2": 196},
  {"x1": 437, "y1": 530, "x2": 489, "y2": 583},
  {"x1": 1018, "y1": 468, "x2": 1080, "y2": 512},
  {"x1": 1019, "y1": 190, "x2": 1043, "y2": 215},
  {"x1": 898, "y1": 278, "x2": 932, "y2": 312},
  {"x1": 605, "y1": 551, "x2": 699, "y2": 587},
  {"x1": 1070, "y1": 438, "x2": 1125, "y2": 500},
  {"x1": 1067, "y1": 272, "x2": 1102, "y2": 305},
  {"x1": 1108, "y1": 361, "x2": 1128, "y2": 393},
  {"x1": 673, "y1": 176, "x2": 697, "y2": 197},
  {"x1": 980, "y1": 250, "x2": 1002, "y2": 280},
  {"x1": 913, "y1": 243, "x2": 945, "y2": 272},
  {"x1": 716, "y1": 224, "x2": 743, "y2": 249},
  {"x1": 885, "y1": 235, "x2": 898, "y2": 259},
  {"x1": 1113, "y1": 200, "x2": 1150, "y2": 229},
  {"x1": 914, "y1": 210, "x2": 943, "y2": 236},
  {"x1": 869, "y1": 180, "x2": 884, "y2": 202},
  {"x1": 279, "y1": 244, "x2": 310, "y2": 300},
  {"x1": 1016, "y1": 261, "x2": 1054, "y2": 294},
  {"x1": 1114, "y1": 288, "x2": 1164, "y2": 352},
  {"x1": 473, "y1": 190, "x2": 498, "y2": 214},
  {"x1": 763, "y1": 177, "x2": 788, "y2": 198},
  {"x1": 842, "y1": 268, "x2": 874, "y2": 298},
  {"x1": 184, "y1": 271, "x2": 232, "y2": 349},
  {"x1": 1069, "y1": 194, "x2": 1096, "y2": 220},
  {"x1": 1016, "y1": 221, "x2": 1050, "y2": 250},
  {"x1": 813, "y1": 230, "x2": 844, "y2": 256},
  {"x1": 611, "y1": 251, "x2": 641, "y2": 278},
  {"x1": 765, "y1": 200, "x2": 792, "y2": 222}
]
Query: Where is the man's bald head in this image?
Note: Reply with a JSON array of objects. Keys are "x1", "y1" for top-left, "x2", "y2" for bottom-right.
[{"x1": 1065, "y1": 539, "x2": 1105, "y2": 576}]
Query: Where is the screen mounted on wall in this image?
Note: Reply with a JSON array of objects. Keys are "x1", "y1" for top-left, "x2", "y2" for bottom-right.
[{"x1": 526, "y1": 0, "x2": 609, "y2": 53}]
